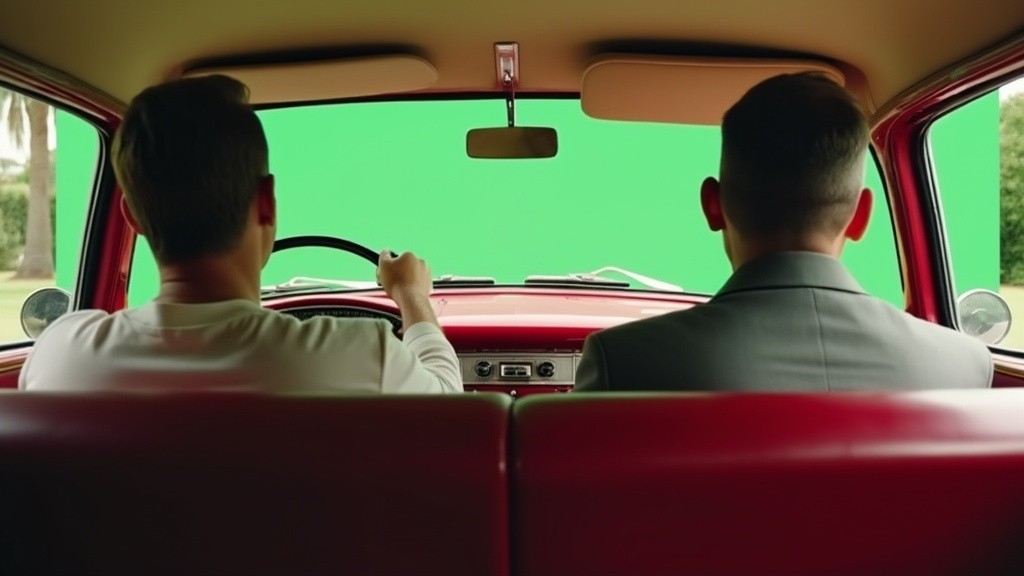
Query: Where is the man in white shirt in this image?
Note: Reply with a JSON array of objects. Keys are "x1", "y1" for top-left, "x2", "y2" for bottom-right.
[{"x1": 20, "y1": 75, "x2": 461, "y2": 393}]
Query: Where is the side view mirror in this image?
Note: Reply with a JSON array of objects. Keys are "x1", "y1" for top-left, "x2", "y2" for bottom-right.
[
  {"x1": 20, "y1": 287, "x2": 71, "y2": 340},
  {"x1": 957, "y1": 289, "x2": 1012, "y2": 345}
]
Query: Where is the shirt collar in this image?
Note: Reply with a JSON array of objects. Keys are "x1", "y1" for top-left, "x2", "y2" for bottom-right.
[
  {"x1": 715, "y1": 251, "x2": 867, "y2": 298},
  {"x1": 124, "y1": 299, "x2": 264, "y2": 329}
]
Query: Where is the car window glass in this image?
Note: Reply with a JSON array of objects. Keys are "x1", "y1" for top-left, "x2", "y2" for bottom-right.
[
  {"x1": 126, "y1": 98, "x2": 901, "y2": 306},
  {"x1": 930, "y1": 76, "x2": 1024, "y2": 348},
  {"x1": 0, "y1": 88, "x2": 97, "y2": 345}
]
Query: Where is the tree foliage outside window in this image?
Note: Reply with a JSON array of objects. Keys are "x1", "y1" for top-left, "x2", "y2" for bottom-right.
[
  {"x1": 0, "y1": 89, "x2": 54, "y2": 278},
  {"x1": 1002, "y1": 93, "x2": 1024, "y2": 284}
]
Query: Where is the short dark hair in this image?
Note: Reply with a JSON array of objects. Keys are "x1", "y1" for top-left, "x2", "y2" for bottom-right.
[
  {"x1": 719, "y1": 72, "x2": 869, "y2": 237},
  {"x1": 112, "y1": 75, "x2": 269, "y2": 263}
]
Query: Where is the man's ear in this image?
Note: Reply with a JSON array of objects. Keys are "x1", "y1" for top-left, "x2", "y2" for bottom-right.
[
  {"x1": 256, "y1": 174, "x2": 276, "y2": 227},
  {"x1": 119, "y1": 193, "x2": 142, "y2": 235},
  {"x1": 700, "y1": 177, "x2": 726, "y2": 232},
  {"x1": 844, "y1": 188, "x2": 873, "y2": 241}
]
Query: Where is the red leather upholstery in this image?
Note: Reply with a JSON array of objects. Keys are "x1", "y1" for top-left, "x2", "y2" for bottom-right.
[
  {"x1": 6, "y1": 389, "x2": 1024, "y2": 575},
  {"x1": 0, "y1": 369, "x2": 18, "y2": 390},
  {"x1": 0, "y1": 348, "x2": 28, "y2": 389},
  {"x1": 0, "y1": 392, "x2": 512, "y2": 576},
  {"x1": 513, "y1": 391, "x2": 1024, "y2": 576}
]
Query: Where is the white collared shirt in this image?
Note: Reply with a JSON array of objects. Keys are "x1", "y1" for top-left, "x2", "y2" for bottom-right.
[{"x1": 19, "y1": 299, "x2": 462, "y2": 394}]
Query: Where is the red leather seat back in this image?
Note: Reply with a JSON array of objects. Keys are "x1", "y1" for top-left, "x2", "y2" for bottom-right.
[
  {"x1": 0, "y1": 392, "x2": 512, "y2": 576},
  {"x1": 513, "y1": 391, "x2": 1024, "y2": 576}
]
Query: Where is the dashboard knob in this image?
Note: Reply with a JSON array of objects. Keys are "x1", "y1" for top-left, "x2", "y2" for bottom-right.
[
  {"x1": 474, "y1": 361, "x2": 493, "y2": 378},
  {"x1": 537, "y1": 362, "x2": 555, "y2": 378}
]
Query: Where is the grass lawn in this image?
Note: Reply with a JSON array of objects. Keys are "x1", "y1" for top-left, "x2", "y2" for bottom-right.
[
  {"x1": 996, "y1": 285, "x2": 1024, "y2": 350},
  {"x1": 0, "y1": 271, "x2": 51, "y2": 343}
]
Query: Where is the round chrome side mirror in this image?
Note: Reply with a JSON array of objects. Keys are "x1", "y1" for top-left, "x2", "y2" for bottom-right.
[
  {"x1": 20, "y1": 287, "x2": 71, "y2": 340},
  {"x1": 957, "y1": 289, "x2": 1012, "y2": 345}
]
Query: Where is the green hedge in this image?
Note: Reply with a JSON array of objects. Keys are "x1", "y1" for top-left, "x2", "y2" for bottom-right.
[
  {"x1": 1002, "y1": 94, "x2": 1024, "y2": 284},
  {"x1": 0, "y1": 188, "x2": 55, "y2": 270}
]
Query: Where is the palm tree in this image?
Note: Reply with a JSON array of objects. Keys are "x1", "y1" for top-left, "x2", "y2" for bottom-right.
[{"x1": 1, "y1": 89, "x2": 53, "y2": 279}]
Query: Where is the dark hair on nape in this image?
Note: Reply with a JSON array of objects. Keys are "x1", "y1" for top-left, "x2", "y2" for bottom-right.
[
  {"x1": 719, "y1": 72, "x2": 870, "y2": 238},
  {"x1": 112, "y1": 74, "x2": 269, "y2": 264}
]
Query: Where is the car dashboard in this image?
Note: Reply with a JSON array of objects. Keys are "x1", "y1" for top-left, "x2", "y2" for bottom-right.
[{"x1": 269, "y1": 287, "x2": 705, "y2": 395}]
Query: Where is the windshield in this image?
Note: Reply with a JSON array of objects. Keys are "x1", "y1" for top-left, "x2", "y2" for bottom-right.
[{"x1": 126, "y1": 98, "x2": 901, "y2": 304}]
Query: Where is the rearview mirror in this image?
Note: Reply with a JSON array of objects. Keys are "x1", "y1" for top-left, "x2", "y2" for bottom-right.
[
  {"x1": 468, "y1": 43, "x2": 558, "y2": 159},
  {"x1": 466, "y1": 127, "x2": 558, "y2": 159},
  {"x1": 20, "y1": 287, "x2": 71, "y2": 339}
]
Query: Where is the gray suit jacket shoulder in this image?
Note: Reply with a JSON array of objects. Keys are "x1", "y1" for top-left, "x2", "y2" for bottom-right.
[{"x1": 575, "y1": 252, "x2": 992, "y2": 392}]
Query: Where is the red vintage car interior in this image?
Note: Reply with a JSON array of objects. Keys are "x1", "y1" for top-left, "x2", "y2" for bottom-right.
[
  {"x1": 0, "y1": 393, "x2": 512, "y2": 576},
  {"x1": 1, "y1": 389, "x2": 1023, "y2": 575}
]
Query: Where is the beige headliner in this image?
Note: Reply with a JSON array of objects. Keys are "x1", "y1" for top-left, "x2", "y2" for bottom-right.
[
  {"x1": 0, "y1": 0, "x2": 1022, "y2": 111},
  {"x1": 581, "y1": 56, "x2": 846, "y2": 125}
]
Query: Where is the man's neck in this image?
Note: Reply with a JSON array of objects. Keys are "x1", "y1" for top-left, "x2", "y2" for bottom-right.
[
  {"x1": 729, "y1": 233, "x2": 844, "y2": 272},
  {"x1": 155, "y1": 253, "x2": 260, "y2": 305}
]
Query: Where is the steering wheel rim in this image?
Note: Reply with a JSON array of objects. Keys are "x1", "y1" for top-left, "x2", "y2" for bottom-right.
[{"x1": 272, "y1": 235, "x2": 380, "y2": 265}]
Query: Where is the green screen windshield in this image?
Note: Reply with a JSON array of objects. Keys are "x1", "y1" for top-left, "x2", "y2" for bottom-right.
[{"x1": 127, "y1": 98, "x2": 901, "y2": 304}]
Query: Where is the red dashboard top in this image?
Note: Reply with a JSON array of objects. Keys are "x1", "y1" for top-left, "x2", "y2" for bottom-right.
[{"x1": 263, "y1": 287, "x2": 706, "y2": 350}]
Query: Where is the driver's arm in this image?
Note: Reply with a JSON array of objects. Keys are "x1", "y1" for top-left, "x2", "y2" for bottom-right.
[
  {"x1": 378, "y1": 251, "x2": 442, "y2": 332},
  {"x1": 380, "y1": 323, "x2": 462, "y2": 393},
  {"x1": 377, "y1": 251, "x2": 462, "y2": 393}
]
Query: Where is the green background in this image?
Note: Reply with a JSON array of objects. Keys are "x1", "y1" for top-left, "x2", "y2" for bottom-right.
[
  {"x1": 50, "y1": 96, "x2": 998, "y2": 307},
  {"x1": 931, "y1": 93, "x2": 1001, "y2": 292},
  {"x1": 55, "y1": 110, "x2": 99, "y2": 290}
]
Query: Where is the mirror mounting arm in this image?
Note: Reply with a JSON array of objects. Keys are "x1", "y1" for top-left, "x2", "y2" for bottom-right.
[
  {"x1": 495, "y1": 42, "x2": 519, "y2": 128},
  {"x1": 504, "y1": 72, "x2": 516, "y2": 127}
]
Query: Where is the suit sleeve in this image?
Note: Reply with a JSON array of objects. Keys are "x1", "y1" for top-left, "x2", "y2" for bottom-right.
[{"x1": 574, "y1": 333, "x2": 610, "y2": 391}]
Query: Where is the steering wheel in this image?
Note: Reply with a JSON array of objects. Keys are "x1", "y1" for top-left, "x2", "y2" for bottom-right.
[
  {"x1": 272, "y1": 235, "x2": 380, "y2": 265},
  {"x1": 270, "y1": 235, "x2": 403, "y2": 336}
]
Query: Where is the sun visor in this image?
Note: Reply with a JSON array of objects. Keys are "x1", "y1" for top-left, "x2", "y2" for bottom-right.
[
  {"x1": 581, "y1": 55, "x2": 845, "y2": 125},
  {"x1": 183, "y1": 55, "x2": 438, "y2": 104}
]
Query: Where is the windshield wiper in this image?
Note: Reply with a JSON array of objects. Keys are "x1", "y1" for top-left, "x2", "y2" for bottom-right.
[
  {"x1": 261, "y1": 276, "x2": 378, "y2": 296},
  {"x1": 525, "y1": 267, "x2": 683, "y2": 292},
  {"x1": 433, "y1": 275, "x2": 496, "y2": 286},
  {"x1": 525, "y1": 274, "x2": 630, "y2": 288},
  {"x1": 262, "y1": 275, "x2": 497, "y2": 296}
]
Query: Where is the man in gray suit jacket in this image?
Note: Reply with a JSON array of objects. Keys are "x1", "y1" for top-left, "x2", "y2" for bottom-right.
[{"x1": 574, "y1": 73, "x2": 992, "y2": 392}]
